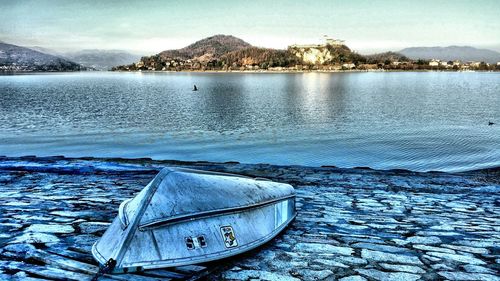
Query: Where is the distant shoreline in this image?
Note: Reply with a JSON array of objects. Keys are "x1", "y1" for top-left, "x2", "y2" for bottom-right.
[
  {"x1": 112, "y1": 69, "x2": 499, "y2": 74},
  {"x1": 2, "y1": 69, "x2": 499, "y2": 75},
  {"x1": 1, "y1": 155, "x2": 499, "y2": 174}
]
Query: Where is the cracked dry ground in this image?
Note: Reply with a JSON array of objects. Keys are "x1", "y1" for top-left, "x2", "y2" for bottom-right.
[{"x1": 0, "y1": 158, "x2": 499, "y2": 281}]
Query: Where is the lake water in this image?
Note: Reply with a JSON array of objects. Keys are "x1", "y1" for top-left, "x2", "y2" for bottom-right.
[{"x1": 0, "y1": 72, "x2": 499, "y2": 172}]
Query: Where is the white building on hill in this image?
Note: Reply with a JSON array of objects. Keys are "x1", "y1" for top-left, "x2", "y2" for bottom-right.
[{"x1": 289, "y1": 36, "x2": 345, "y2": 49}]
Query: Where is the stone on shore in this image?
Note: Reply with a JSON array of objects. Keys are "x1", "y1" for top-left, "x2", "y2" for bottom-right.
[
  {"x1": 351, "y1": 242, "x2": 409, "y2": 253},
  {"x1": 339, "y1": 276, "x2": 367, "y2": 281},
  {"x1": 294, "y1": 243, "x2": 353, "y2": 256},
  {"x1": 294, "y1": 269, "x2": 333, "y2": 280},
  {"x1": 223, "y1": 269, "x2": 300, "y2": 281},
  {"x1": 9, "y1": 232, "x2": 60, "y2": 245},
  {"x1": 26, "y1": 224, "x2": 74, "y2": 234},
  {"x1": 49, "y1": 211, "x2": 94, "y2": 218},
  {"x1": 405, "y1": 236, "x2": 442, "y2": 245},
  {"x1": 77, "y1": 222, "x2": 109, "y2": 234},
  {"x1": 442, "y1": 244, "x2": 490, "y2": 254},
  {"x1": 361, "y1": 249, "x2": 423, "y2": 265},
  {"x1": 426, "y1": 251, "x2": 486, "y2": 265},
  {"x1": 3, "y1": 243, "x2": 36, "y2": 254},
  {"x1": 333, "y1": 256, "x2": 368, "y2": 266},
  {"x1": 412, "y1": 244, "x2": 455, "y2": 253},
  {"x1": 438, "y1": 271, "x2": 500, "y2": 281},
  {"x1": 355, "y1": 269, "x2": 421, "y2": 281},
  {"x1": 313, "y1": 259, "x2": 349, "y2": 268},
  {"x1": 462, "y1": 264, "x2": 496, "y2": 274},
  {"x1": 379, "y1": 263, "x2": 426, "y2": 274}
]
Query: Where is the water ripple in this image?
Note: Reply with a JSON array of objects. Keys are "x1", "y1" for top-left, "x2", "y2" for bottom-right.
[{"x1": 0, "y1": 72, "x2": 499, "y2": 172}]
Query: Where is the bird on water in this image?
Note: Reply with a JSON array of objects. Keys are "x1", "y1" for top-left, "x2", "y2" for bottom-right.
[
  {"x1": 488, "y1": 121, "x2": 495, "y2": 126},
  {"x1": 193, "y1": 85, "x2": 198, "y2": 91}
]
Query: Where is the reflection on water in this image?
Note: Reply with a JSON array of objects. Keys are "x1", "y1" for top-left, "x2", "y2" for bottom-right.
[{"x1": 0, "y1": 72, "x2": 499, "y2": 171}]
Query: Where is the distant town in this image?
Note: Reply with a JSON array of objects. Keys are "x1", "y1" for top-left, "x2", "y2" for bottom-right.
[{"x1": 1, "y1": 35, "x2": 500, "y2": 72}]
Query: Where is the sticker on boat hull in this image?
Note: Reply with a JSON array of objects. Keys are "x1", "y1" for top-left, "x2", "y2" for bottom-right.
[{"x1": 220, "y1": 226, "x2": 238, "y2": 248}]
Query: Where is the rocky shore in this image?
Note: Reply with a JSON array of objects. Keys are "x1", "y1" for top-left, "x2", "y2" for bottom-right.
[{"x1": 0, "y1": 156, "x2": 499, "y2": 280}]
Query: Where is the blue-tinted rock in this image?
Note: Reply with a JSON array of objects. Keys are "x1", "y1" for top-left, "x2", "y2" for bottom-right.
[
  {"x1": 78, "y1": 222, "x2": 109, "y2": 234},
  {"x1": 405, "y1": 236, "x2": 442, "y2": 244},
  {"x1": 352, "y1": 242, "x2": 409, "y2": 253},
  {"x1": 426, "y1": 252, "x2": 486, "y2": 265},
  {"x1": 361, "y1": 249, "x2": 423, "y2": 265},
  {"x1": 379, "y1": 263, "x2": 425, "y2": 274},
  {"x1": 223, "y1": 269, "x2": 300, "y2": 281},
  {"x1": 339, "y1": 276, "x2": 367, "y2": 281},
  {"x1": 295, "y1": 243, "x2": 353, "y2": 256},
  {"x1": 438, "y1": 271, "x2": 500, "y2": 281},
  {"x1": 9, "y1": 232, "x2": 60, "y2": 244},
  {"x1": 356, "y1": 269, "x2": 421, "y2": 281},
  {"x1": 26, "y1": 224, "x2": 74, "y2": 234},
  {"x1": 463, "y1": 265, "x2": 495, "y2": 274}
]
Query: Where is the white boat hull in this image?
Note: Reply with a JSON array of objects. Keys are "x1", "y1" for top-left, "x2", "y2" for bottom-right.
[{"x1": 92, "y1": 168, "x2": 296, "y2": 273}]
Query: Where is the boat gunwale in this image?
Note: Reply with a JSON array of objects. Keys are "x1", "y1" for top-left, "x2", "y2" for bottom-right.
[
  {"x1": 119, "y1": 198, "x2": 133, "y2": 228},
  {"x1": 138, "y1": 195, "x2": 296, "y2": 230}
]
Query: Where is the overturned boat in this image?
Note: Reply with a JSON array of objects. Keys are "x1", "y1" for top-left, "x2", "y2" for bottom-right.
[{"x1": 92, "y1": 167, "x2": 296, "y2": 273}]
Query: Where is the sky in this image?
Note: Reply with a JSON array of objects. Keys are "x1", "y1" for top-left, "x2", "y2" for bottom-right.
[{"x1": 1, "y1": 0, "x2": 499, "y2": 55}]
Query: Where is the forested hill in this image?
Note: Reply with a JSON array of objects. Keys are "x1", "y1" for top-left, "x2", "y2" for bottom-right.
[
  {"x1": 159, "y1": 35, "x2": 251, "y2": 61},
  {"x1": 112, "y1": 35, "x2": 361, "y2": 71}
]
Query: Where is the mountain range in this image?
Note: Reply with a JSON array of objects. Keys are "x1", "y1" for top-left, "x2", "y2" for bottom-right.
[
  {"x1": 0, "y1": 42, "x2": 82, "y2": 72},
  {"x1": 29, "y1": 47, "x2": 141, "y2": 70},
  {"x1": 399, "y1": 46, "x2": 500, "y2": 63},
  {"x1": 0, "y1": 42, "x2": 141, "y2": 72},
  {"x1": 63, "y1": 50, "x2": 141, "y2": 70}
]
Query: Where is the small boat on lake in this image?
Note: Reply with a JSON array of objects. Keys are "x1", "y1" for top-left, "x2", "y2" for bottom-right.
[{"x1": 92, "y1": 167, "x2": 296, "y2": 273}]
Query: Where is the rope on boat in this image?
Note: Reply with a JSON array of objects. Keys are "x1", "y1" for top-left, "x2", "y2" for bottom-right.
[{"x1": 91, "y1": 258, "x2": 116, "y2": 281}]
